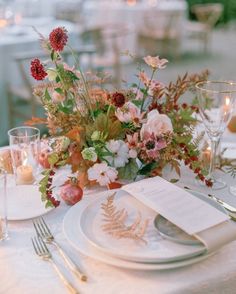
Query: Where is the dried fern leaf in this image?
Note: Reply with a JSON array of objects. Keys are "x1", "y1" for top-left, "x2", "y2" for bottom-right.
[{"x1": 101, "y1": 193, "x2": 149, "y2": 244}]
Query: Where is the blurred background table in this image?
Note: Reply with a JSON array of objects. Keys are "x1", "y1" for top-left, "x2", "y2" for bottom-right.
[{"x1": 0, "y1": 17, "x2": 78, "y2": 146}]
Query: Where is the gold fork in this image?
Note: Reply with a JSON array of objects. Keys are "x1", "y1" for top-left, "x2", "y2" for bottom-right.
[
  {"x1": 33, "y1": 217, "x2": 87, "y2": 282},
  {"x1": 31, "y1": 236, "x2": 79, "y2": 294}
]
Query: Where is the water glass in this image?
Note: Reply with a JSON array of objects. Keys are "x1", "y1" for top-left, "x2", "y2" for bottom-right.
[
  {"x1": 0, "y1": 168, "x2": 8, "y2": 241},
  {"x1": 8, "y1": 127, "x2": 40, "y2": 185}
]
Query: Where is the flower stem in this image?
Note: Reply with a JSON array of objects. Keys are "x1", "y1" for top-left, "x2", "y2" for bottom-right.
[{"x1": 140, "y1": 69, "x2": 156, "y2": 112}]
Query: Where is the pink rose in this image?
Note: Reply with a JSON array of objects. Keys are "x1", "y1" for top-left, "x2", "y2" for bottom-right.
[{"x1": 140, "y1": 109, "x2": 173, "y2": 139}]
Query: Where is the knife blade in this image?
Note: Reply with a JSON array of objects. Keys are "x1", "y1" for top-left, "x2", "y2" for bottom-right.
[
  {"x1": 207, "y1": 194, "x2": 236, "y2": 214},
  {"x1": 183, "y1": 186, "x2": 236, "y2": 214}
]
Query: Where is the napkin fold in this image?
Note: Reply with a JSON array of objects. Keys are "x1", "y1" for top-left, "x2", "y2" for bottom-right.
[
  {"x1": 122, "y1": 176, "x2": 236, "y2": 253},
  {"x1": 195, "y1": 221, "x2": 236, "y2": 253}
]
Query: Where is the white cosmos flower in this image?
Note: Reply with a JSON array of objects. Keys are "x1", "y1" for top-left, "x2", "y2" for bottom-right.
[
  {"x1": 105, "y1": 140, "x2": 129, "y2": 168},
  {"x1": 87, "y1": 162, "x2": 118, "y2": 186}
]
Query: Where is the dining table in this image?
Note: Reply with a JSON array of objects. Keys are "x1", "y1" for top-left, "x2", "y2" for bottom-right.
[
  {"x1": 82, "y1": 0, "x2": 188, "y2": 56},
  {"x1": 1, "y1": 127, "x2": 236, "y2": 294}
]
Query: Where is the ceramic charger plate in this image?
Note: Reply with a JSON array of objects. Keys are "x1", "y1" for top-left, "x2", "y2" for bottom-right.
[
  {"x1": 63, "y1": 189, "x2": 226, "y2": 268},
  {"x1": 0, "y1": 185, "x2": 54, "y2": 221}
]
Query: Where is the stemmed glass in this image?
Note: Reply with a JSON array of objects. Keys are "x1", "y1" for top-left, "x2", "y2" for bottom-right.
[{"x1": 196, "y1": 81, "x2": 236, "y2": 190}]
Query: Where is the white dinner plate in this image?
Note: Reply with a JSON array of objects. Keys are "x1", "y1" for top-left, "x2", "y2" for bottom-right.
[
  {"x1": 78, "y1": 190, "x2": 208, "y2": 263},
  {"x1": 63, "y1": 194, "x2": 213, "y2": 271},
  {"x1": 0, "y1": 185, "x2": 54, "y2": 221}
]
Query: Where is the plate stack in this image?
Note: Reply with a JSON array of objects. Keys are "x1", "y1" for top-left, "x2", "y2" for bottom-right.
[{"x1": 63, "y1": 189, "x2": 222, "y2": 270}]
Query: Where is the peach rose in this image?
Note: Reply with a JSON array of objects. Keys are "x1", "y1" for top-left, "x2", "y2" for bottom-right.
[{"x1": 140, "y1": 109, "x2": 173, "y2": 139}]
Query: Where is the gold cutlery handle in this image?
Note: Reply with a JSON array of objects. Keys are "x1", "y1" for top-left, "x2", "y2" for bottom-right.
[
  {"x1": 53, "y1": 241, "x2": 87, "y2": 282},
  {"x1": 49, "y1": 259, "x2": 79, "y2": 294}
]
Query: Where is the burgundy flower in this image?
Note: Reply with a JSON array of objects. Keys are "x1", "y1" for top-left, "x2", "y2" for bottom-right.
[
  {"x1": 112, "y1": 92, "x2": 126, "y2": 108},
  {"x1": 30, "y1": 58, "x2": 47, "y2": 80},
  {"x1": 49, "y1": 27, "x2": 68, "y2": 52}
]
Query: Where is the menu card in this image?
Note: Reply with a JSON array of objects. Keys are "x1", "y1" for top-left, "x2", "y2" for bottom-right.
[{"x1": 122, "y1": 176, "x2": 229, "y2": 235}]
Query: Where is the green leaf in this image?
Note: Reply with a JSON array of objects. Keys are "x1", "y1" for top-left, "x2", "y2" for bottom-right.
[
  {"x1": 39, "y1": 185, "x2": 47, "y2": 194},
  {"x1": 48, "y1": 153, "x2": 59, "y2": 165},
  {"x1": 138, "y1": 162, "x2": 158, "y2": 175},
  {"x1": 44, "y1": 89, "x2": 51, "y2": 101},
  {"x1": 118, "y1": 159, "x2": 139, "y2": 180},
  {"x1": 45, "y1": 201, "x2": 54, "y2": 208},
  {"x1": 131, "y1": 99, "x2": 142, "y2": 108},
  {"x1": 131, "y1": 83, "x2": 138, "y2": 88},
  {"x1": 50, "y1": 50, "x2": 55, "y2": 61},
  {"x1": 41, "y1": 169, "x2": 50, "y2": 176},
  {"x1": 170, "y1": 178, "x2": 179, "y2": 183},
  {"x1": 55, "y1": 88, "x2": 63, "y2": 94}
]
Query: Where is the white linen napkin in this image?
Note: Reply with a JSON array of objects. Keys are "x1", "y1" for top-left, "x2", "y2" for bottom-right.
[{"x1": 122, "y1": 176, "x2": 236, "y2": 253}]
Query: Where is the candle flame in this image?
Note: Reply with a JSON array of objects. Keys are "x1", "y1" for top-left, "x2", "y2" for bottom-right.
[
  {"x1": 0, "y1": 19, "x2": 7, "y2": 28},
  {"x1": 22, "y1": 150, "x2": 28, "y2": 166},
  {"x1": 127, "y1": 0, "x2": 137, "y2": 6},
  {"x1": 225, "y1": 96, "x2": 230, "y2": 106}
]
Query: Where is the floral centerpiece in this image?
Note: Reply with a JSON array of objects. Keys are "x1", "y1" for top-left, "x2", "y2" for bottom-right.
[{"x1": 28, "y1": 27, "x2": 212, "y2": 208}]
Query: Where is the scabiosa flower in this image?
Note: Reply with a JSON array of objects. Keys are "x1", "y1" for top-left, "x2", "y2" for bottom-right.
[
  {"x1": 88, "y1": 162, "x2": 118, "y2": 186},
  {"x1": 104, "y1": 140, "x2": 129, "y2": 168},
  {"x1": 30, "y1": 58, "x2": 47, "y2": 80},
  {"x1": 111, "y1": 92, "x2": 126, "y2": 108},
  {"x1": 140, "y1": 133, "x2": 167, "y2": 161},
  {"x1": 49, "y1": 27, "x2": 68, "y2": 52}
]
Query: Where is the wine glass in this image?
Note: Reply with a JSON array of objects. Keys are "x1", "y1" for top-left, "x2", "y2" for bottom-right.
[{"x1": 196, "y1": 81, "x2": 236, "y2": 189}]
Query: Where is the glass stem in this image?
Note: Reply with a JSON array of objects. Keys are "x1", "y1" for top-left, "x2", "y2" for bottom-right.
[{"x1": 209, "y1": 138, "x2": 220, "y2": 179}]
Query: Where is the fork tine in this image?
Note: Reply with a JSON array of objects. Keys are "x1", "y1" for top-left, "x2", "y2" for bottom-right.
[
  {"x1": 40, "y1": 217, "x2": 53, "y2": 236},
  {"x1": 34, "y1": 236, "x2": 43, "y2": 255},
  {"x1": 33, "y1": 220, "x2": 41, "y2": 237},
  {"x1": 38, "y1": 218, "x2": 50, "y2": 237},
  {"x1": 31, "y1": 237, "x2": 39, "y2": 255},
  {"x1": 38, "y1": 236, "x2": 50, "y2": 254},
  {"x1": 34, "y1": 219, "x2": 46, "y2": 238}
]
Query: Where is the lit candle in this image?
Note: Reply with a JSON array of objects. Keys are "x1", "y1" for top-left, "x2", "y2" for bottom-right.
[
  {"x1": 16, "y1": 165, "x2": 35, "y2": 185},
  {"x1": 0, "y1": 19, "x2": 7, "y2": 29},
  {"x1": 127, "y1": 0, "x2": 137, "y2": 6},
  {"x1": 223, "y1": 96, "x2": 230, "y2": 114},
  {"x1": 201, "y1": 146, "x2": 211, "y2": 168}
]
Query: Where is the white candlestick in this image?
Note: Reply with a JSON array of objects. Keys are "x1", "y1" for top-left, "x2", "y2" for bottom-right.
[{"x1": 16, "y1": 165, "x2": 34, "y2": 185}]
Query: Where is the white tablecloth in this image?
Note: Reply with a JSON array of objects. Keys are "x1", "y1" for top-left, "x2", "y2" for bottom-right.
[{"x1": 1, "y1": 131, "x2": 236, "y2": 294}]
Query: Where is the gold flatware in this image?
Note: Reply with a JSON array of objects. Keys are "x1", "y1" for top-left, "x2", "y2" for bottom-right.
[
  {"x1": 33, "y1": 217, "x2": 87, "y2": 282},
  {"x1": 32, "y1": 236, "x2": 79, "y2": 294}
]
